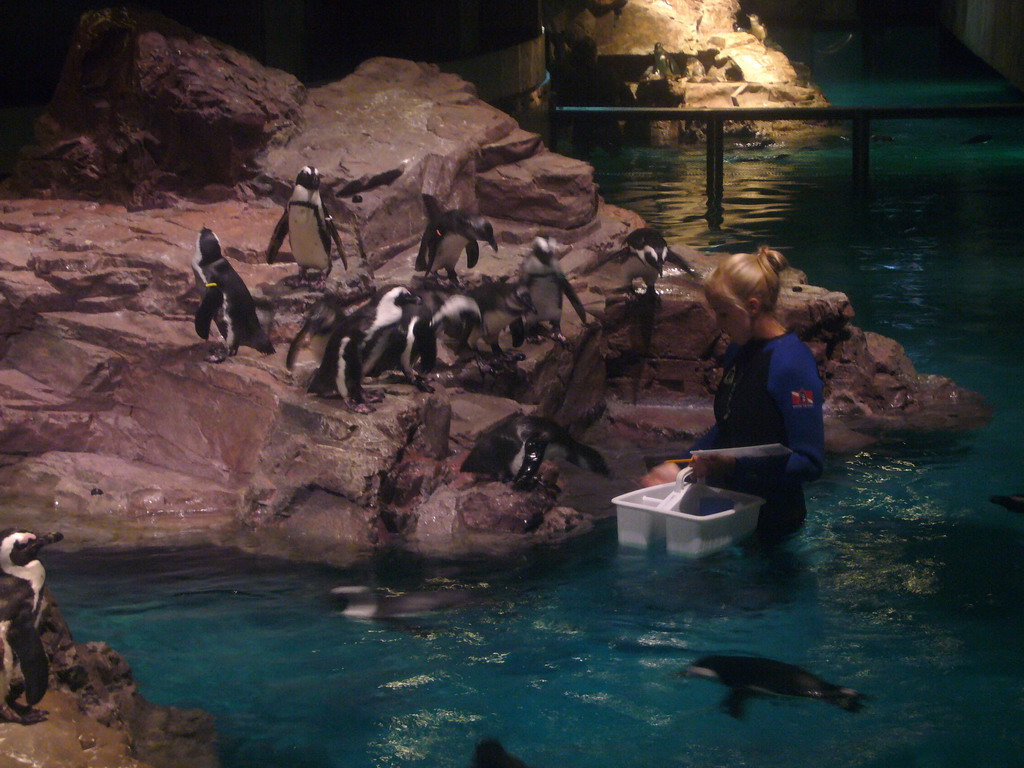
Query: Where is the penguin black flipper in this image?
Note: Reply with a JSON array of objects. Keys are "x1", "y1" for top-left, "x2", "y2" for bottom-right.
[
  {"x1": 509, "y1": 317, "x2": 526, "y2": 348},
  {"x1": 465, "y1": 238, "x2": 480, "y2": 269},
  {"x1": 8, "y1": 616, "x2": 48, "y2": 707},
  {"x1": 512, "y1": 438, "x2": 549, "y2": 490},
  {"x1": 410, "y1": 318, "x2": 437, "y2": 375},
  {"x1": 265, "y1": 210, "x2": 289, "y2": 264},
  {"x1": 323, "y1": 208, "x2": 348, "y2": 271},
  {"x1": 195, "y1": 285, "x2": 225, "y2": 340},
  {"x1": 665, "y1": 247, "x2": 700, "y2": 277},
  {"x1": 416, "y1": 226, "x2": 442, "y2": 273},
  {"x1": 722, "y1": 688, "x2": 752, "y2": 719},
  {"x1": 558, "y1": 273, "x2": 588, "y2": 324}
]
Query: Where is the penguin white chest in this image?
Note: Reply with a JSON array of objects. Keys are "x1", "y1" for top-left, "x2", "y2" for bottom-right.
[
  {"x1": 288, "y1": 205, "x2": 330, "y2": 270},
  {"x1": 435, "y1": 234, "x2": 469, "y2": 270},
  {"x1": 529, "y1": 276, "x2": 563, "y2": 322}
]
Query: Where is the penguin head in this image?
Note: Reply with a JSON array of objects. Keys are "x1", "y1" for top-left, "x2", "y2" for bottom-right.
[
  {"x1": 531, "y1": 236, "x2": 559, "y2": 265},
  {"x1": 296, "y1": 166, "x2": 321, "y2": 191},
  {"x1": 470, "y1": 217, "x2": 498, "y2": 251},
  {"x1": 654, "y1": 42, "x2": 665, "y2": 54},
  {"x1": 197, "y1": 227, "x2": 222, "y2": 264},
  {"x1": 395, "y1": 288, "x2": 423, "y2": 307},
  {"x1": 0, "y1": 529, "x2": 63, "y2": 571}
]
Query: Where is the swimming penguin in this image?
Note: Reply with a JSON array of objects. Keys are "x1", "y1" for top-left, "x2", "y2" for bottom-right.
[
  {"x1": 330, "y1": 585, "x2": 479, "y2": 620},
  {"x1": 518, "y1": 236, "x2": 588, "y2": 344},
  {"x1": 611, "y1": 227, "x2": 699, "y2": 295},
  {"x1": 305, "y1": 286, "x2": 422, "y2": 412},
  {"x1": 0, "y1": 528, "x2": 63, "y2": 724},
  {"x1": 265, "y1": 165, "x2": 348, "y2": 286},
  {"x1": 472, "y1": 738, "x2": 534, "y2": 768},
  {"x1": 415, "y1": 194, "x2": 497, "y2": 284},
  {"x1": 991, "y1": 494, "x2": 1024, "y2": 513},
  {"x1": 461, "y1": 413, "x2": 610, "y2": 491},
  {"x1": 685, "y1": 655, "x2": 865, "y2": 718},
  {"x1": 192, "y1": 228, "x2": 275, "y2": 363}
]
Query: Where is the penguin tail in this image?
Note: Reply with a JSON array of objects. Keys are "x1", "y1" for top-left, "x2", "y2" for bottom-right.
[
  {"x1": 286, "y1": 318, "x2": 312, "y2": 370},
  {"x1": 565, "y1": 440, "x2": 611, "y2": 477}
]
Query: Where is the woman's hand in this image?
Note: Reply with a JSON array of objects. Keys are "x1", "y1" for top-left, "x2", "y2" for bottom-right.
[
  {"x1": 640, "y1": 461, "x2": 681, "y2": 487},
  {"x1": 690, "y1": 454, "x2": 735, "y2": 485}
]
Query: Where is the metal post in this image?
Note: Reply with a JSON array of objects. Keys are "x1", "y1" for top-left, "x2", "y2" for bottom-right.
[
  {"x1": 705, "y1": 115, "x2": 725, "y2": 229},
  {"x1": 852, "y1": 114, "x2": 870, "y2": 190}
]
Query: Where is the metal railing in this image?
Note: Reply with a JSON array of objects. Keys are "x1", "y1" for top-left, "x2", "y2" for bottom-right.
[{"x1": 552, "y1": 103, "x2": 1024, "y2": 225}]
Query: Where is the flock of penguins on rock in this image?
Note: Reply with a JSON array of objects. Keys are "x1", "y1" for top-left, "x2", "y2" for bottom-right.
[
  {"x1": 6, "y1": 166, "x2": 1024, "y2": 750},
  {"x1": 192, "y1": 165, "x2": 699, "y2": 490}
]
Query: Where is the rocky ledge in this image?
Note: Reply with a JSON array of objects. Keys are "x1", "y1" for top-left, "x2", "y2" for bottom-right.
[{"x1": 1, "y1": 8, "x2": 990, "y2": 563}]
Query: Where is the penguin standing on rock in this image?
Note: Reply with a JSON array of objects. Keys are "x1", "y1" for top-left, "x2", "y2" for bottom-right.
[
  {"x1": 192, "y1": 228, "x2": 275, "y2": 363},
  {"x1": 611, "y1": 227, "x2": 699, "y2": 296},
  {"x1": 644, "y1": 42, "x2": 679, "y2": 80},
  {"x1": 461, "y1": 413, "x2": 610, "y2": 491},
  {"x1": 0, "y1": 528, "x2": 63, "y2": 724},
  {"x1": 518, "y1": 236, "x2": 588, "y2": 344},
  {"x1": 305, "y1": 286, "x2": 422, "y2": 412},
  {"x1": 266, "y1": 166, "x2": 348, "y2": 287},
  {"x1": 415, "y1": 194, "x2": 497, "y2": 284},
  {"x1": 458, "y1": 280, "x2": 536, "y2": 371}
]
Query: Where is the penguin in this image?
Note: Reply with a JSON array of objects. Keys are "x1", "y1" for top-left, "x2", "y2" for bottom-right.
[
  {"x1": 329, "y1": 585, "x2": 479, "y2": 620},
  {"x1": 285, "y1": 293, "x2": 349, "y2": 371},
  {"x1": 192, "y1": 228, "x2": 275, "y2": 363},
  {"x1": 415, "y1": 194, "x2": 497, "y2": 283},
  {"x1": 458, "y1": 280, "x2": 536, "y2": 370},
  {"x1": 0, "y1": 529, "x2": 63, "y2": 724},
  {"x1": 305, "y1": 286, "x2": 422, "y2": 412},
  {"x1": 472, "y1": 738, "x2": 534, "y2": 768},
  {"x1": 461, "y1": 413, "x2": 610, "y2": 491},
  {"x1": 991, "y1": 494, "x2": 1024, "y2": 513},
  {"x1": 645, "y1": 42, "x2": 679, "y2": 80},
  {"x1": 360, "y1": 285, "x2": 482, "y2": 392},
  {"x1": 265, "y1": 165, "x2": 348, "y2": 286},
  {"x1": 518, "y1": 236, "x2": 588, "y2": 344},
  {"x1": 611, "y1": 227, "x2": 699, "y2": 296},
  {"x1": 685, "y1": 655, "x2": 865, "y2": 718},
  {"x1": 748, "y1": 14, "x2": 768, "y2": 42}
]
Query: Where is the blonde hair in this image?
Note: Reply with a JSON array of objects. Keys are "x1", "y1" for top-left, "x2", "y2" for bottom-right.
[{"x1": 705, "y1": 245, "x2": 788, "y2": 312}]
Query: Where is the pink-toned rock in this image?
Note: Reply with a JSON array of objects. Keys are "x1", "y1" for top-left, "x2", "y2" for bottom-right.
[
  {"x1": 477, "y1": 150, "x2": 598, "y2": 229},
  {"x1": 10, "y1": 7, "x2": 304, "y2": 207}
]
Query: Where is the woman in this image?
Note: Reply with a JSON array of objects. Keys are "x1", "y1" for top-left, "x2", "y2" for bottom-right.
[{"x1": 642, "y1": 246, "x2": 825, "y2": 541}]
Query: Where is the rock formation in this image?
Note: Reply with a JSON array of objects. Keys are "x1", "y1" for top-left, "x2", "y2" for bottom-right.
[{"x1": 1, "y1": 8, "x2": 989, "y2": 565}]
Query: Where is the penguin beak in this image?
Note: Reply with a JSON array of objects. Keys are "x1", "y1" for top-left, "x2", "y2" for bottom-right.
[{"x1": 10, "y1": 531, "x2": 63, "y2": 565}]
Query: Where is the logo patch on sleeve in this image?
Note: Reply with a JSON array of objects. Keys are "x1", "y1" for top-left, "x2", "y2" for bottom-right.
[{"x1": 791, "y1": 389, "x2": 815, "y2": 408}]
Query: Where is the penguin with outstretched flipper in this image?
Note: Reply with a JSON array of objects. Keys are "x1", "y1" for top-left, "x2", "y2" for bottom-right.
[
  {"x1": 518, "y1": 236, "x2": 588, "y2": 344},
  {"x1": 415, "y1": 194, "x2": 497, "y2": 284},
  {"x1": 461, "y1": 413, "x2": 610, "y2": 491},
  {"x1": 266, "y1": 165, "x2": 348, "y2": 287}
]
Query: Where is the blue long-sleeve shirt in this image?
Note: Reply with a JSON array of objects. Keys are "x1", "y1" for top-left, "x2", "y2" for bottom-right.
[{"x1": 689, "y1": 332, "x2": 824, "y2": 535}]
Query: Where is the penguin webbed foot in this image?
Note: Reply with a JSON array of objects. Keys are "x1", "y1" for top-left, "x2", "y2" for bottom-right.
[
  {"x1": 205, "y1": 346, "x2": 228, "y2": 363},
  {"x1": 0, "y1": 701, "x2": 46, "y2": 725},
  {"x1": 362, "y1": 390, "x2": 385, "y2": 404},
  {"x1": 412, "y1": 375, "x2": 435, "y2": 393},
  {"x1": 344, "y1": 397, "x2": 376, "y2": 414}
]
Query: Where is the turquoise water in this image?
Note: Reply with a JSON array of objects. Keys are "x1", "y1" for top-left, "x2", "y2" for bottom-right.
[{"x1": 46, "y1": 32, "x2": 1024, "y2": 768}]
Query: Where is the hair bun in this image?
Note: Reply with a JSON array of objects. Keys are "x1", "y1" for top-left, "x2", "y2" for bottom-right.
[{"x1": 757, "y1": 245, "x2": 787, "y2": 274}]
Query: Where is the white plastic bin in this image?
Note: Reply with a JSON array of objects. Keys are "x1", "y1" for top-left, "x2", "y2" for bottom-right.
[{"x1": 612, "y1": 469, "x2": 764, "y2": 557}]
